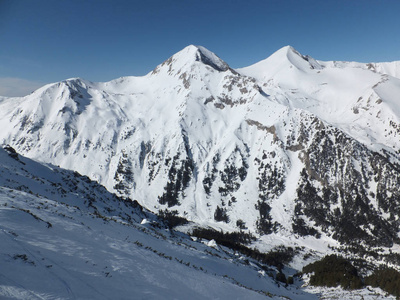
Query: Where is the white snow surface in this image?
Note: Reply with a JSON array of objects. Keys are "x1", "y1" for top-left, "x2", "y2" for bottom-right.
[{"x1": 241, "y1": 46, "x2": 400, "y2": 153}]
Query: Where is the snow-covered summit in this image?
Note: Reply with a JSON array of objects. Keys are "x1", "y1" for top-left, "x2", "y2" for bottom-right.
[
  {"x1": 195, "y1": 45, "x2": 230, "y2": 71},
  {"x1": 238, "y1": 45, "x2": 323, "y2": 80},
  {"x1": 275, "y1": 45, "x2": 323, "y2": 70},
  {"x1": 151, "y1": 45, "x2": 230, "y2": 76}
]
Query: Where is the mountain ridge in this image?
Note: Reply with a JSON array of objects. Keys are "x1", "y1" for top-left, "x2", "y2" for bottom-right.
[{"x1": 1, "y1": 45, "x2": 400, "y2": 257}]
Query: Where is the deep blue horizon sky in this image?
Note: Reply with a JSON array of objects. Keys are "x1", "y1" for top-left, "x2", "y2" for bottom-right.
[{"x1": 1, "y1": 0, "x2": 400, "y2": 96}]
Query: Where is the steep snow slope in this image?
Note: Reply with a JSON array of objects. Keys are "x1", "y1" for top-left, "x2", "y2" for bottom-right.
[
  {"x1": 1, "y1": 45, "x2": 400, "y2": 256},
  {"x1": 238, "y1": 46, "x2": 400, "y2": 156},
  {"x1": 2, "y1": 146, "x2": 325, "y2": 299}
]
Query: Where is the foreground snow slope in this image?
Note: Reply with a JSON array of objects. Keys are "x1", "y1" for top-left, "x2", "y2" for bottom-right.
[
  {"x1": 1, "y1": 147, "x2": 323, "y2": 299},
  {"x1": 1, "y1": 147, "x2": 395, "y2": 299},
  {"x1": 1, "y1": 45, "x2": 400, "y2": 254}
]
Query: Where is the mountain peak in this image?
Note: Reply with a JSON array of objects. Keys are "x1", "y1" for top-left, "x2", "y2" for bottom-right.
[
  {"x1": 193, "y1": 45, "x2": 230, "y2": 71},
  {"x1": 272, "y1": 45, "x2": 323, "y2": 70},
  {"x1": 238, "y1": 45, "x2": 323, "y2": 79},
  {"x1": 277, "y1": 45, "x2": 298, "y2": 54},
  {"x1": 152, "y1": 45, "x2": 230, "y2": 75}
]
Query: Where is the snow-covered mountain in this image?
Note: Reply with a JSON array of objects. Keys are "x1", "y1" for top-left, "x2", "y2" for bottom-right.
[
  {"x1": 1, "y1": 146, "x2": 395, "y2": 299},
  {"x1": 1, "y1": 44, "x2": 400, "y2": 256}
]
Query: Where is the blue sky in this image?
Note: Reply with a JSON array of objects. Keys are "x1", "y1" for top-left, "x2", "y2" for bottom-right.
[{"x1": 1, "y1": 0, "x2": 400, "y2": 96}]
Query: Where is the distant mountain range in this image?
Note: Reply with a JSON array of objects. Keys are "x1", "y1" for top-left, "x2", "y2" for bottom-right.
[{"x1": 1, "y1": 45, "x2": 400, "y2": 289}]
